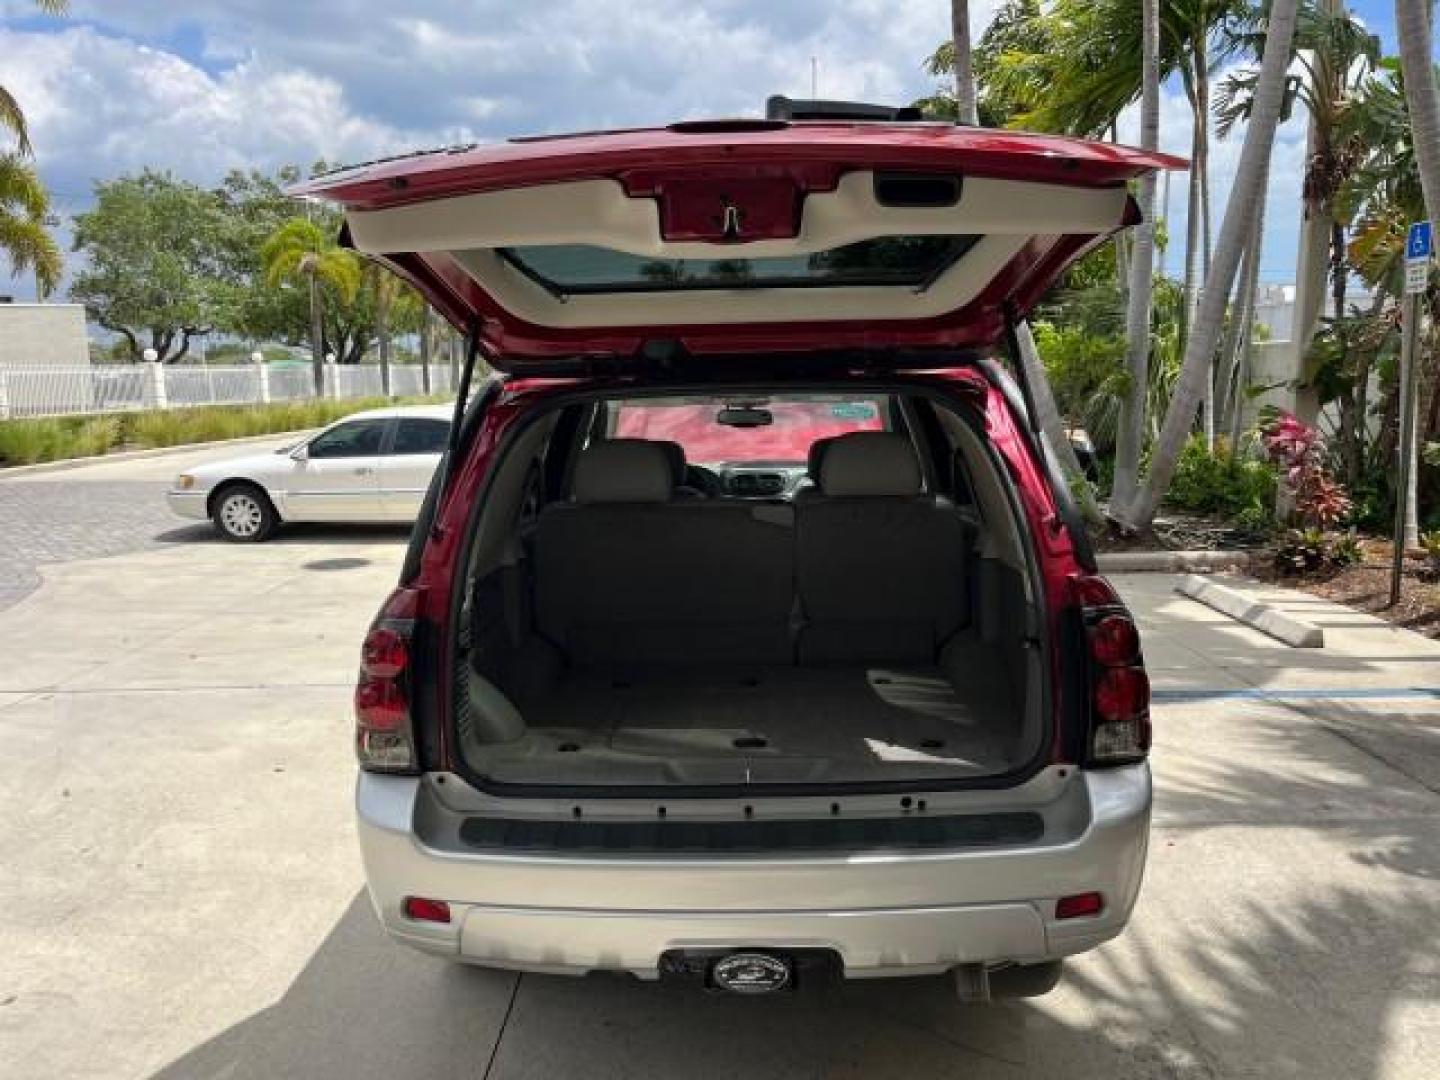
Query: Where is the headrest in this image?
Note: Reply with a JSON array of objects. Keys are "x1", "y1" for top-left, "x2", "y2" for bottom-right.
[
  {"x1": 819, "y1": 432, "x2": 923, "y2": 497},
  {"x1": 652, "y1": 440, "x2": 687, "y2": 487},
  {"x1": 807, "y1": 436, "x2": 840, "y2": 483},
  {"x1": 572, "y1": 439, "x2": 675, "y2": 503}
]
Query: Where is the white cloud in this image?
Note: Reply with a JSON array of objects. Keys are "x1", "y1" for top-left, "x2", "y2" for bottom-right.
[{"x1": 2, "y1": 27, "x2": 419, "y2": 201}]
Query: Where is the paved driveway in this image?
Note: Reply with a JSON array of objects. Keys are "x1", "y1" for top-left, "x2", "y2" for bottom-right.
[
  {"x1": 0, "y1": 445, "x2": 1436, "y2": 1080},
  {"x1": 0, "y1": 438, "x2": 303, "y2": 610}
]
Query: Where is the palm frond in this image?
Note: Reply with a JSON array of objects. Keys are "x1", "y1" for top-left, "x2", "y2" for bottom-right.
[
  {"x1": 0, "y1": 212, "x2": 63, "y2": 297},
  {"x1": 0, "y1": 86, "x2": 32, "y2": 157},
  {"x1": 0, "y1": 154, "x2": 51, "y2": 217}
]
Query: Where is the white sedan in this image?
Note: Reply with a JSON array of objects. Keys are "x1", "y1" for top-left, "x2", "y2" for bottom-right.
[{"x1": 166, "y1": 405, "x2": 452, "y2": 541}]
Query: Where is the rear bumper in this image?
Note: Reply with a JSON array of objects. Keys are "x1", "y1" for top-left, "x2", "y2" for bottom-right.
[
  {"x1": 355, "y1": 764, "x2": 1151, "y2": 978},
  {"x1": 165, "y1": 490, "x2": 210, "y2": 521}
]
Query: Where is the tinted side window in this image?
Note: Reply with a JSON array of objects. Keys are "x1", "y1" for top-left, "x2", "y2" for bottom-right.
[
  {"x1": 391, "y1": 418, "x2": 450, "y2": 456},
  {"x1": 308, "y1": 420, "x2": 390, "y2": 459}
]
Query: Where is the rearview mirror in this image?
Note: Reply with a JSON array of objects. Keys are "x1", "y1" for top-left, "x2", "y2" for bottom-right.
[
  {"x1": 289, "y1": 443, "x2": 310, "y2": 462},
  {"x1": 717, "y1": 405, "x2": 774, "y2": 429}
]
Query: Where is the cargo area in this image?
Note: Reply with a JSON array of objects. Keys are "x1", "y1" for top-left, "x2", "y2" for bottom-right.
[{"x1": 452, "y1": 389, "x2": 1047, "y2": 791}]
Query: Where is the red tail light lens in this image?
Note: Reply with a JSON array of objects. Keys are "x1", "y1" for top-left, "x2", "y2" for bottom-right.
[
  {"x1": 1094, "y1": 666, "x2": 1149, "y2": 722},
  {"x1": 361, "y1": 627, "x2": 409, "y2": 679},
  {"x1": 1055, "y1": 892, "x2": 1104, "y2": 920},
  {"x1": 355, "y1": 588, "x2": 421, "y2": 773},
  {"x1": 403, "y1": 896, "x2": 451, "y2": 924},
  {"x1": 1072, "y1": 575, "x2": 1121, "y2": 608},
  {"x1": 1090, "y1": 614, "x2": 1139, "y2": 666},
  {"x1": 1074, "y1": 574, "x2": 1150, "y2": 766}
]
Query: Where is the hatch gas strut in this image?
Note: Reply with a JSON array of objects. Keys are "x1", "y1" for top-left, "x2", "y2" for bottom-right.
[
  {"x1": 1001, "y1": 301, "x2": 1044, "y2": 439},
  {"x1": 430, "y1": 319, "x2": 484, "y2": 540}
]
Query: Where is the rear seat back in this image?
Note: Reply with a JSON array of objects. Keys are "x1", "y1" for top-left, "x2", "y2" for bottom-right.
[
  {"x1": 795, "y1": 432, "x2": 972, "y2": 663},
  {"x1": 535, "y1": 440, "x2": 794, "y2": 666}
]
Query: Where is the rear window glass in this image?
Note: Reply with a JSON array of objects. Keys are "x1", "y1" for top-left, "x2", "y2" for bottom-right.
[
  {"x1": 613, "y1": 397, "x2": 886, "y2": 464},
  {"x1": 500, "y1": 235, "x2": 979, "y2": 294},
  {"x1": 391, "y1": 418, "x2": 450, "y2": 455}
]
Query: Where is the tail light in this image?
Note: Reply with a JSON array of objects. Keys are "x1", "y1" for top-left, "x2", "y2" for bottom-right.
[
  {"x1": 1073, "y1": 575, "x2": 1150, "y2": 765},
  {"x1": 355, "y1": 587, "x2": 422, "y2": 773}
]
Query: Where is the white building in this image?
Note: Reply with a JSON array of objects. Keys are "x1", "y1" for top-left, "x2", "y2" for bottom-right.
[{"x1": 0, "y1": 302, "x2": 90, "y2": 368}]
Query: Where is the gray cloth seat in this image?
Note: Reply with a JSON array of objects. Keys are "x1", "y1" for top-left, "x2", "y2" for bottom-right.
[
  {"x1": 534, "y1": 440, "x2": 795, "y2": 666},
  {"x1": 795, "y1": 431, "x2": 972, "y2": 664}
]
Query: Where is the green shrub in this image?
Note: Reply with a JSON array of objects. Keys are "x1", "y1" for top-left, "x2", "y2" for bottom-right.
[
  {"x1": 1233, "y1": 502, "x2": 1278, "y2": 541},
  {"x1": 1329, "y1": 530, "x2": 1364, "y2": 567},
  {"x1": 0, "y1": 418, "x2": 65, "y2": 464},
  {"x1": 0, "y1": 395, "x2": 446, "y2": 466},
  {"x1": 1164, "y1": 435, "x2": 1278, "y2": 517}
]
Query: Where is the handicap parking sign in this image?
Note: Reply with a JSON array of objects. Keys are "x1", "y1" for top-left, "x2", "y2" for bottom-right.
[{"x1": 1407, "y1": 221, "x2": 1432, "y2": 261}]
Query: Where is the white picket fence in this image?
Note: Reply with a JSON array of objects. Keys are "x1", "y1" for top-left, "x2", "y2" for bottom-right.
[{"x1": 0, "y1": 362, "x2": 459, "y2": 420}]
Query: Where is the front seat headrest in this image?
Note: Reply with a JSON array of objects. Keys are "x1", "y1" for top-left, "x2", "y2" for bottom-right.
[
  {"x1": 807, "y1": 436, "x2": 841, "y2": 484},
  {"x1": 651, "y1": 440, "x2": 688, "y2": 489},
  {"x1": 572, "y1": 439, "x2": 676, "y2": 503},
  {"x1": 819, "y1": 432, "x2": 923, "y2": 498}
]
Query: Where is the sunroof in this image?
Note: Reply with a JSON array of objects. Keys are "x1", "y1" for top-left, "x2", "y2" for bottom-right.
[{"x1": 497, "y1": 235, "x2": 980, "y2": 295}]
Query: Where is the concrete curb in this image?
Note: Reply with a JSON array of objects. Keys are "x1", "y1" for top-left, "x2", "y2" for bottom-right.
[
  {"x1": 1175, "y1": 573, "x2": 1324, "y2": 648},
  {"x1": 0, "y1": 430, "x2": 317, "y2": 479},
  {"x1": 1097, "y1": 550, "x2": 1253, "y2": 573}
]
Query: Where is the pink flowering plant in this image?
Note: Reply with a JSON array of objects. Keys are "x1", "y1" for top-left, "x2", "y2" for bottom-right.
[{"x1": 1258, "y1": 410, "x2": 1352, "y2": 530}]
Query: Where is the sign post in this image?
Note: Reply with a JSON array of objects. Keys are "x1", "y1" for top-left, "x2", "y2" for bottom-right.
[{"x1": 1391, "y1": 221, "x2": 1429, "y2": 606}]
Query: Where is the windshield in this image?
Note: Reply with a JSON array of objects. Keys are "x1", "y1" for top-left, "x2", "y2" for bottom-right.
[{"x1": 612, "y1": 396, "x2": 886, "y2": 464}]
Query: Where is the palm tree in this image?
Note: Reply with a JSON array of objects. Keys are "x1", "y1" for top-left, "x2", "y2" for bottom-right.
[
  {"x1": 2, "y1": 1, "x2": 68, "y2": 156},
  {"x1": 1120, "y1": 0, "x2": 1302, "y2": 530},
  {"x1": 1219, "y1": 2, "x2": 1379, "y2": 431},
  {"x1": 1347, "y1": 34, "x2": 1440, "y2": 546},
  {"x1": 260, "y1": 218, "x2": 361, "y2": 395},
  {"x1": 951, "y1": 1, "x2": 979, "y2": 125},
  {"x1": 972, "y1": 1, "x2": 1248, "y2": 358},
  {"x1": 1395, "y1": 0, "x2": 1440, "y2": 229},
  {"x1": 0, "y1": 154, "x2": 62, "y2": 297},
  {"x1": 1113, "y1": 0, "x2": 1163, "y2": 509}
]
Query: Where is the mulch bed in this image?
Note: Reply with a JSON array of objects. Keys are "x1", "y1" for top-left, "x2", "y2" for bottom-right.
[
  {"x1": 1252, "y1": 538, "x2": 1440, "y2": 640},
  {"x1": 1090, "y1": 516, "x2": 1440, "y2": 641}
]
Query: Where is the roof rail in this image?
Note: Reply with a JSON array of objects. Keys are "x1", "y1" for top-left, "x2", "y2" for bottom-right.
[{"x1": 764, "y1": 95, "x2": 924, "y2": 122}]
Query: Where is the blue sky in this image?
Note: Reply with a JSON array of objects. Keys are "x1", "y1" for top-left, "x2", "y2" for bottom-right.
[{"x1": 0, "y1": 0, "x2": 1420, "y2": 301}]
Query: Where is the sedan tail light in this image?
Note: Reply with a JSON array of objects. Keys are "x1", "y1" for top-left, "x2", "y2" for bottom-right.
[
  {"x1": 355, "y1": 587, "x2": 422, "y2": 773},
  {"x1": 1072, "y1": 575, "x2": 1150, "y2": 765}
]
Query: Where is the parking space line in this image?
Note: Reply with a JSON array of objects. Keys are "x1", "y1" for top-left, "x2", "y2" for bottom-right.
[{"x1": 1154, "y1": 687, "x2": 1440, "y2": 703}]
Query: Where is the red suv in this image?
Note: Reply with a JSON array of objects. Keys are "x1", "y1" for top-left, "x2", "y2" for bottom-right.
[{"x1": 301, "y1": 103, "x2": 1173, "y2": 999}]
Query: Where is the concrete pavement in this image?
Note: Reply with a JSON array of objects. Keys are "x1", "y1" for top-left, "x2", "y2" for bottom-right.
[
  {"x1": 0, "y1": 436, "x2": 302, "y2": 610},
  {"x1": 0, "y1": 442, "x2": 1436, "y2": 1079}
]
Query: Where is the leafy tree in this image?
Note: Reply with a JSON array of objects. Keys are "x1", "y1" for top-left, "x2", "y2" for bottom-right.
[
  {"x1": 261, "y1": 217, "x2": 361, "y2": 387},
  {"x1": 1, "y1": 1, "x2": 68, "y2": 156},
  {"x1": 214, "y1": 166, "x2": 314, "y2": 345},
  {"x1": 0, "y1": 154, "x2": 62, "y2": 297},
  {"x1": 1217, "y1": 2, "x2": 1380, "y2": 414},
  {"x1": 1333, "y1": 56, "x2": 1440, "y2": 530},
  {"x1": 1121, "y1": 0, "x2": 1300, "y2": 529},
  {"x1": 947, "y1": 0, "x2": 1251, "y2": 371},
  {"x1": 917, "y1": 2, "x2": 1050, "y2": 127},
  {"x1": 1395, "y1": 0, "x2": 1440, "y2": 240},
  {"x1": 1114, "y1": 0, "x2": 1162, "y2": 508},
  {"x1": 69, "y1": 171, "x2": 237, "y2": 362}
]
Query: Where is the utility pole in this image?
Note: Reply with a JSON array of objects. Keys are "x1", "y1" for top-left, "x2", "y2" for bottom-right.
[{"x1": 1392, "y1": 220, "x2": 1430, "y2": 606}]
